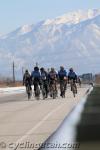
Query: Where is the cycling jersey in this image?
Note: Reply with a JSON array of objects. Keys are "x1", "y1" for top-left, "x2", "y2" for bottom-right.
[
  {"x1": 48, "y1": 71, "x2": 57, "y2": 80},
  {"x1": 23, "y1": 73, "x2": 31, "y2": 86},
  {"x1": 41, "y1": 71, "x2": 48, "y2": 80},
  {"x1": 31, "y1": 70, "x2": 41, "y2": 84},
  {"x1": 58, "y1": 70, "x2": 67, "y2": 80},
  {"x1": 68, "y1": 71, "x2": 77, "y2": 80}
]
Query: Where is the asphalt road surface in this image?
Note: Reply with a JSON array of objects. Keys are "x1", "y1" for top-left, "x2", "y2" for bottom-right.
[{"x1": 0, "y1": 85, "x2": 89, "y2": 150}]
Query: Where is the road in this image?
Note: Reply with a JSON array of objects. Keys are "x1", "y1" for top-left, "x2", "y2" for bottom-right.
[{"x1": 0, "y1": 85, "x2": 89, "y2": 150}]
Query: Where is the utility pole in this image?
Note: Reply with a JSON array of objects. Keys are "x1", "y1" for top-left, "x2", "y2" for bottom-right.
[
  {"x1": 36, "y1": 62, "x2": 38, "y2": 67},
  {"x1": 13, "y1": 61, "x2": 15, "y2": 83},
  {"x1": 22, "y1": 67, "x2": 24, "y2": 77}
]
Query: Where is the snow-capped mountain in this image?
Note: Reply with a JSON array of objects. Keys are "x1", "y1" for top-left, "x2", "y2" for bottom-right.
[
  {"x1": 0, "y1": 9, "x2": 100, "y2": 78},
  {"x1": 43, "y1": 9, "x2": 100, "y2": 25}
]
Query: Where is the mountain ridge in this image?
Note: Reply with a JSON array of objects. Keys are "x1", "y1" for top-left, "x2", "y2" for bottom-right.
[{"x1": 0, "y1": 9, "x2": 100, "y2": 78}]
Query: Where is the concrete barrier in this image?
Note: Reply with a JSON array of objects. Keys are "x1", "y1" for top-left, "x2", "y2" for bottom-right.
[{"x1": 38, "y1": 86, "x2": 93, "y2": 150}]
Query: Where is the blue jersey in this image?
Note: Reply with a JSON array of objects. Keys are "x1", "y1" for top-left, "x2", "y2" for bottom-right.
[
  {"x1": 31, "y1": 71, "x2": 40, "y2": 79},
  {"x1": 58, "y1": 70, "x2": 67, "y2": 80},
  {"x1": 68, "y1": 71, "x2": 77, "y2": 80}
]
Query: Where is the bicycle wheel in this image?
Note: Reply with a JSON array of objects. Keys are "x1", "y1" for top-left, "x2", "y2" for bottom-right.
[
  {"x1": 26, "y1": 85, "x2": 32, "y2": 100},
  {"x1": 52, "y1": 84, "x2": 57, "y2": 99},
  {"x1": 28, "y1": 92, "x2": 31, "y2": 99},
  {"x1": 60, "y1": 81, "x2": 65, "y2": 98},
  {"x1": 70, "y1": 80, "x2": 77, "y2": 98},
  {"x1": 72, "y1": 86, "x2": 76, "y2": 97},
  {"x1": 72, "y1": 83, "x2": 77, "y2": 97},
  {"x1": 35, "y1": 85, "x2": 40, "y2": 100},
  {"x1": 42, "y1": 86, "x2": 46, "y2": 99},
  {"x1": 53, "y1": 90, "x2": 56, "y2": 99}
]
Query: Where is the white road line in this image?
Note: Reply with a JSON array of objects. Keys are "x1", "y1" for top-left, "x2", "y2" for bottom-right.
[{"x1": 6, "y1": 103, "x2": 65, "y2": 150}]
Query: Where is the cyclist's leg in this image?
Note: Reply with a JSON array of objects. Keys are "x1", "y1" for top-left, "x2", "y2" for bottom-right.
[
  {"x1": 28, "y1": 84, "x2": 31, "y2": 99},
  {"x1": 61, "y1": 81, "x2": 64, "y2": 97},
  {"x1": 49, "y1": 81, "x2": 53, "y2": 97},
  {"x1": 29, "y1": 83, "x2": 32, "y2": 97},
  {"x1": 45, "y1": 81, "x2": 49, "y2": 98},
  {"x1": 70, "y1": 80, "x2": 73, "y2": 91},
  {"x1": 25, "y1": 84, "x2": 28, "y2": 94},
  {"x1": 25, "y1": 85, "x2": 27, "y2": 93},
  {"x1": 52, "y1": 82, "x2": 56, "y2": 99},
  {"x1": 73, "y1": 79, "x2": 77, "y2": 93},
  {"x1": 74, "y1": 83, "x2": 77, "y2": 93},
  {"x1": 53, "y1": 80, "x2": 57, "y2": 99},
  {"x1": 63, "y1": 81, "x2": 66, "y2": 97},
  {"x1": 42, "y1": 81, "x2": 46, "y2": 99},
  {"x1": 35, "y1": 82, "x2": 40, "y2": 99},
  {"x1": 34, "y1": 83, "x2": 37, "y2": 96},
  {"x1": 55, "y1": 81, "x2": 58, "y2": 97},
  {"x1": 60, "y1": 81, "x2": 62, "y2": 96}
]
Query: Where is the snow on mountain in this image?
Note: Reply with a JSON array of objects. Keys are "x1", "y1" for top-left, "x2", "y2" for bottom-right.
[
  {"x1": 0, "y1": 9, "x2": 100, "y2": 78},
  {"x1": 43, "y1": 9, "x2": 100, "y2": 25}
]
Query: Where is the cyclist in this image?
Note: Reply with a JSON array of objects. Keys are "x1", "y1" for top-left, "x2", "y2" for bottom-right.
[
  {"x1": 40, "y1": 67, "x2": 49, "y2": 99},
  {"x1": 48, "y1": 68, "x2": 58, "y2": 98},
  {"x1": 68, "y1": 68, "x2": 77, "y2": 93},
  {"x1": 23, "y1": 70, "x2": 32, "y2": 93},
  {"x1": 58, "y1": 66, "x2": 67, "y2": 97},
  {"x1": 78, "y1": 76, "x2": 82, "y2": 88},
  {"x1": 31, "y1": 66, "x2": 41, "y2": 98}
]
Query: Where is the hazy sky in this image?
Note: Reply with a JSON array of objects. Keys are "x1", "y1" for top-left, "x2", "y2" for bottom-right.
[{"x1": 0, "y1": 0, "x2": 100, "y2": 34}]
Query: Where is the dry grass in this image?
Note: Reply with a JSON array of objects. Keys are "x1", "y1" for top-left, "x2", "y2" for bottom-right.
[{"x1": 0, "y1": 81, "x2": 22, "y2": 87}]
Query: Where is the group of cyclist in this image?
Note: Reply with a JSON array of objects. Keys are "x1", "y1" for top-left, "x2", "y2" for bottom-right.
[{"x1": 23, "y1": 66, "x2": 79, "y2": 99}]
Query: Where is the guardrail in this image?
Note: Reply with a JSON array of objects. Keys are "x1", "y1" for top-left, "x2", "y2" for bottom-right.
[{"x1": 38, "y1": 86, "x2": 93, "y2": 150}]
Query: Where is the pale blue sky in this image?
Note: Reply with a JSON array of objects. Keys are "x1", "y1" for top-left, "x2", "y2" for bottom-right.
[{"x1": 0, "y1": 0, "x2": 100, "y2": 34}]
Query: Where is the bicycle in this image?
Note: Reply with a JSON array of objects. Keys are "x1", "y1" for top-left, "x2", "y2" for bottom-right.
[
  {"x1": 49, "y1": 80, "x2": 57, "y2": 99},
  {"x1": 26, "y1": 84, "x2": 32, "y2": 100},
  {"x1": 41, "y1": 81, "x2": 49, "y2": 100},
  {"x1": 60, "y1": 80, "x2": 66, "y2": 98},
  {"x1": 70, "y1": 79, "x2": 77, "y2": 97},
  {"x1": 34, "y1": 82, "x2": 40, "y2": 100}
]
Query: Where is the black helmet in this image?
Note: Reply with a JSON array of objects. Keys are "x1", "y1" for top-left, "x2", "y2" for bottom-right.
[
  {"x1": 34, "y1": 66, "x2": 39, "y2": 71},
  {"x1": 25, "y1": 69, "x2": 28, "y2": 73},
  {"x1": 40, "y1": 67, "x2": 44, "y2": 71},
  {"x1": 69, "y1": 68, "x2": 73, "y2": 72}
]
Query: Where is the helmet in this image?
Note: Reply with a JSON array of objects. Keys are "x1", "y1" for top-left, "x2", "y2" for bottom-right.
[
  {"x1": 40, "y1": 67, "x2": 44, "y2": 72},
  {"x1": 34, "y1": 66, "x2": 39, "y2": 71},
  {"x1": 25, "y1": 69, "x2": 28, "y2": 73},
  {"x1": 51, "y1": 67, "x2": 55, "y2": 72},
  {"x1": 69, "y1": 68, "x2": 73, "y2": 72},
  {"x1": 60, "y1": 66, "x2": 64, "y2": 70}
]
